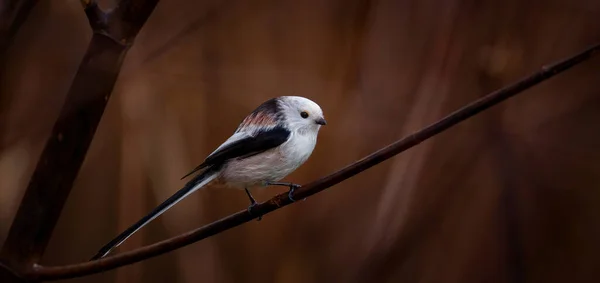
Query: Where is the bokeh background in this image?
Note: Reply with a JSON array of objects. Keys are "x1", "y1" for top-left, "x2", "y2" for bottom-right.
[{"x1": 1, "y1": 0, "x2": 600, "y2": 282}]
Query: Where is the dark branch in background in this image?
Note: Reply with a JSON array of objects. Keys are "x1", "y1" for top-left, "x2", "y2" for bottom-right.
[
  {"x1": 22, "y1": 42, "x2": 600, "y2": 281},
  {"x1": 0, "y1": 0, "x2": 159, "y2": 282},
  {"x1": 81, "y1": 0, "x2": 108, "y2": 33}
]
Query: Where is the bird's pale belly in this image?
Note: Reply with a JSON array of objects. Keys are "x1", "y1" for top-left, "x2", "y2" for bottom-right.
[
  {"x1": 219, "y1": 135, "x2": 315, "y2": 188},
  {"x1": 219, "y1": 152, "x2": 302, "y2": 188}
]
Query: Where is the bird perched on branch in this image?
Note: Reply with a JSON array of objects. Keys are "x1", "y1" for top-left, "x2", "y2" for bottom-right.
[{"x1": 91, "y1": 96, "x2": 326, "y2": 260}]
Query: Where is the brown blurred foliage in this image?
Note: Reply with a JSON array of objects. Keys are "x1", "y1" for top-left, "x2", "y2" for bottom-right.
[{"x1": 1, "y1": 0, "x2": 600, "y2": 282}]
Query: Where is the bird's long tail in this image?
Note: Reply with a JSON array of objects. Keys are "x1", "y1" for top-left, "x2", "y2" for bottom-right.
[{"x1": 90, "y1": 168, "x2": 218, "y2": 260}]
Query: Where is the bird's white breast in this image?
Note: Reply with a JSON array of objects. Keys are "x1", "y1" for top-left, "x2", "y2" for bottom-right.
[{"x1": 219, "y1": 131, "x2": 317, "y2": 188}]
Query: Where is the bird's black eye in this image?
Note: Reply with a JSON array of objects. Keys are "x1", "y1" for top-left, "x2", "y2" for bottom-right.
[{"x1": 300, "y1": 111, "x2": 309, "y2": 119}]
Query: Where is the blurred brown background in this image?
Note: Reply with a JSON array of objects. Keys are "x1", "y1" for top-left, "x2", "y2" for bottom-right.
[{"x1": 1, "y1": 0, "x2": 600, "y2": 282}]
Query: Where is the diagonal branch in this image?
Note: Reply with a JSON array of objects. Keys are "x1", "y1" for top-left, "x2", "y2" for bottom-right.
[
  {"x1": 80, "y1": 0, "x2": 108, "y2": 33},
  {"x1": 0, "y1": 0, "x2": 159, "y2": 281},
  {"x1": 25, "y1": 42, "x2": 600, "y2": 281},
  {"x1": 81, "y1": 0, "x2": 159, "y2": 44}
]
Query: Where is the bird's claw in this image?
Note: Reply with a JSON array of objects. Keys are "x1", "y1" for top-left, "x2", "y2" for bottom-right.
[
  {"x1": 263, "y1": 181, "x2": 306, "y2": 202},
  {"x1": 247, "y1": 202, "x2": 262, "y2": 221},
  {"x1": 244, "y1": 187, "x2": 262, "y2": 221},
  {"x1": 288, "y1": 184, "x2": 303, "y2": 202}
]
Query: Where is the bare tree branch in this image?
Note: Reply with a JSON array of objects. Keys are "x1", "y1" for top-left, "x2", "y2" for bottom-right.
[
  {"x1": 80, "y1": 0, "x2": 108, "y2": 33},
  {"x1": 0, "y1": 0, "x2": 159, "y2": 282},
  {"x1": 21, "y1": 42, "x2": 600, "y2": 281}
]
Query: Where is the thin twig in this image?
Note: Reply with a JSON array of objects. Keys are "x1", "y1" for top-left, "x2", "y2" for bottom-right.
[{"x1": 24, "y1": 42, "x2": 600, "y2": 281}]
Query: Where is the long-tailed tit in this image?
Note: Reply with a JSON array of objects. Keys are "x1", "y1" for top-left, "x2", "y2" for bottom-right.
[{"x1": 91, "y1": 96, "x2": 326, "y2": 260}]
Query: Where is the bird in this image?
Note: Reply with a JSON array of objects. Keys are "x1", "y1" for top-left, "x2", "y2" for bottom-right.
[{"x1": 91, "y1": 96, "x2": 326, "y2": 260}]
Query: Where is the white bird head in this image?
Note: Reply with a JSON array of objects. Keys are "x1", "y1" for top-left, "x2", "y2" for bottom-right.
[
  {"x1": 278, "y1": 96, "x2": 326, "y2": 134},
  {"x1": 233, "y1": 96, "x2": 326, "y2": 136}
]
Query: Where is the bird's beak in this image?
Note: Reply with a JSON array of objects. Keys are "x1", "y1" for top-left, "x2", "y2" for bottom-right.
[{"x1": 315, "y1": 117, "x2": 327, "y2": 125}]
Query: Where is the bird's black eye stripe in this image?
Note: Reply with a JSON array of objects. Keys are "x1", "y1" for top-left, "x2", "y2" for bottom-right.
[{"x1": 300, "y1": 111, "x2": 309, "y2": 118}]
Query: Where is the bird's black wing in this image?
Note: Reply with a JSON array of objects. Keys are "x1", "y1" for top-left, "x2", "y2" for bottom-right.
[{"x1": 180, "y1": 126, "x2": 291, "y2": 179}]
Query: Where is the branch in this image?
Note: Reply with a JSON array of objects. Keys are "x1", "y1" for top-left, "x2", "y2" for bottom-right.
[
  {"x1": 0, "y1": 0, "x2": 159, "y2": 281},
  {"x1": 25, "y1": 42, "x2": 600, "y2": 281},
  {"x1": 80, "y1": 0, "x2": 108, "y2": 33}
]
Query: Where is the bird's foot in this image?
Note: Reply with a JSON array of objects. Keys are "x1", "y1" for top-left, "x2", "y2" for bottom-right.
[
  {"x1": 264, "y1": 181, "x2": 305, "y2": 202},
  {"x1": 247, "y1": 202, "x2": 262, "y2": 221},
  {"x1": 287, "y1": 184, "x2": 303, "y2": 202},
  {"x1": 245, "y1": 188, "x2": 262, "y2": 221}
]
